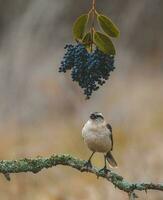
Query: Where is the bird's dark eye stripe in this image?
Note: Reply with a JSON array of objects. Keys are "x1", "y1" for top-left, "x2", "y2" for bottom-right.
[{"x1": 96, "y1": 115, "x2": 104, "y2": 119}]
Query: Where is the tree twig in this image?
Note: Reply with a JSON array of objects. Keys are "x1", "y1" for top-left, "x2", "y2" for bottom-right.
[
  {"x1": 0, "y1": 154, "x2": 163, "y2": 197},
  {"x1": 129, "y1": 192, "x2": 139, "y2": 200}
]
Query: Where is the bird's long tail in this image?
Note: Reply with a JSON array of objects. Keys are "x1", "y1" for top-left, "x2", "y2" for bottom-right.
[{"x1": 106, "y1": 152, "x2": 117, "y2": 168}]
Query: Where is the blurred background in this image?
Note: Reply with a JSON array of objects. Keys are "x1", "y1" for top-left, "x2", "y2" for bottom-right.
[{"x1": 0, "y1": 0, "x2": 163, "y2": 199}]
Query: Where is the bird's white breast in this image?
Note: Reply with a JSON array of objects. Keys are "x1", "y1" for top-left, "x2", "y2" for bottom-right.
[{"x1": 82, "y1": 120, "x2": 112, "y2": 153}]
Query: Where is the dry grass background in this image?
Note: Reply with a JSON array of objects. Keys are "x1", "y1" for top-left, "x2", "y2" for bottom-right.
[
  {"x1": 0, "y1": 68, "x2": 163, "y2": 200},
  {"x1": 0, "y1": 0, "x2": 163, "y2": 199}
]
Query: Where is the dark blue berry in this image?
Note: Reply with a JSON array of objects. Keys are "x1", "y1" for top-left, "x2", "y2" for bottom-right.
[{"x1": 59, "y1": 43, "x2": 115, "y2": 99}]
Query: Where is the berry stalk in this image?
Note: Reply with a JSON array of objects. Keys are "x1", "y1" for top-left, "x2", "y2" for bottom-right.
[{"x1": 90, "y1": 0, "x2": 96, "y2": 52}]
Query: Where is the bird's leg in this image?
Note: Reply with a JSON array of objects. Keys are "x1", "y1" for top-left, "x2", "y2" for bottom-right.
[
  {"x1": 84, "y1": 151, "x2": 95, "y2": 169},
  {"x1": 99, "y1": 154, "x2": 110, "y2": 174}
]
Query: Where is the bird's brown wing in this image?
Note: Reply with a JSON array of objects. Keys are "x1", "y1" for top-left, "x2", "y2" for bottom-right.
[{"x1": 106, "y1": 123, "x2": 113, "y2": 151}]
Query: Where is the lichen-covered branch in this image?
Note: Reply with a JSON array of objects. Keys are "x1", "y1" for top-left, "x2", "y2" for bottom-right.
[{"x1": 0, "y1": 154, "x2": 163, "y2": 197}]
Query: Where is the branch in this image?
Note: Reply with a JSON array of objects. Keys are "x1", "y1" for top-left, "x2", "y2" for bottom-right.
[{"x1": 0, "y1": 154, "x2": 163, "y2": 197}]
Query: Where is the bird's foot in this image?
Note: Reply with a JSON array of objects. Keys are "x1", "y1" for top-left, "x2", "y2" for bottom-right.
[
  {"x1": 84, "y1": 160, "x2": 92, "y2": 168},
  {"x1": 81, "y1": 160, "x2": 92, "y2": 171},
  {"x1": 99, "y1": 166, "x2": 110, "y2": 175}
]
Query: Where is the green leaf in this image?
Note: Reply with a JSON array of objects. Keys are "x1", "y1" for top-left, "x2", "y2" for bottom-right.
[
  {"x1": 93, "y1": 31, "x2": 116, "y2": 55},
  {"x1": 97, "y1": 14, "x2": 120, "y2": 38},
  {"x1": 73, "y1": 14, "x2": 89, "y2": 40},
  {"x1": 82, "y1": 32, "x2": 92, "y2": 51},
  {"x1": 82, "y1": 32, "x2": 92, "y2": 44}
]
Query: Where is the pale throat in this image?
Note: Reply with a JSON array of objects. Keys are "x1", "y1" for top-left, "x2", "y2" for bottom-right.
[{"x1": 88, "y1": 119, "x2": 106, "y2": 130}]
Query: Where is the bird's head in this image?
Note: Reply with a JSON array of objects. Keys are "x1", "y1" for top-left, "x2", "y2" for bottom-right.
[{"x1": 89, "y1": 112, "x2": 104, "y2": 123}]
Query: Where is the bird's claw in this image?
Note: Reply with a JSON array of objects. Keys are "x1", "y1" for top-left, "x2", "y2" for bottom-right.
[
  {"x1": 96, "y1": 167, "x2": 110, "y2": 179},
  {"x1": 84, "y1": 160, "x2": 92, "y2": 168},
  {"x1": 81, "y1": 160, "x2": 92, "y2": 171},
  {"x1": 99, "y1": 166, "x2": 110, "y2": 175}
]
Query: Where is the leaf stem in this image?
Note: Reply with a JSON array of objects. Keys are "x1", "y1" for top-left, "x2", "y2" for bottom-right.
[
  {"x1": 92, "y1": 0, "x2": 96, "y2": 10},
  {"x1": 90, "y1": 0, "x2": 96, "y2": 52}
]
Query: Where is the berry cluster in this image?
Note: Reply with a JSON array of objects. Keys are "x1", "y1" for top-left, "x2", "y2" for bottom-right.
[{"x1": 59, "y1": 43, "x2": 115, "y2": 99}]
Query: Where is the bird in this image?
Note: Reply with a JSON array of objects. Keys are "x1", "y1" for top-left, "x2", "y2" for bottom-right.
[{"x1": 82, "y1": 112, "x2": 117, "y2": 173}]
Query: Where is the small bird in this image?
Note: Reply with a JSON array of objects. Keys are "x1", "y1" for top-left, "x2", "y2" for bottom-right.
[{"x1": 82, "y1": 112, "x2": 117, "y2": 173}]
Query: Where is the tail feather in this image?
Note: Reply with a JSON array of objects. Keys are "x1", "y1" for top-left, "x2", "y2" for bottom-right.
[{"x1": 106, "y1": 152, "x2": 117, "y2": 168}]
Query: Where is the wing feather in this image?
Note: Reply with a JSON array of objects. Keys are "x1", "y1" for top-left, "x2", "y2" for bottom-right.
[{"x1": 106, "y1": 123, "x2": 113, "y2": 151}]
